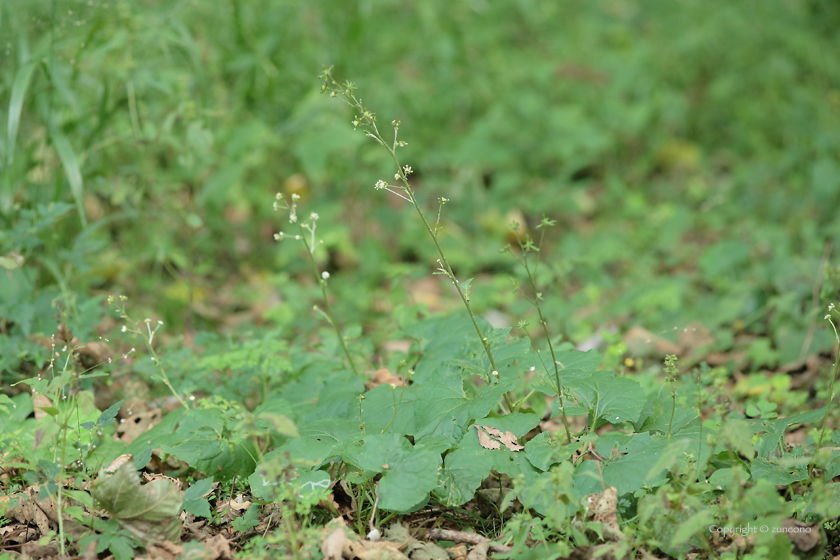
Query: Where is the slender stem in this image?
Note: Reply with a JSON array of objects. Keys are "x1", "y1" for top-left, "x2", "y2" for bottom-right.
[
  {"x1": 298, "y1": 223, "x2": 358, "y2": 375},
  {"x1": 667, "y1": 382, "x2": 676, "y2": 445},
  {"x1": 817, "y1": 321, "x2": 840, "y2": 449},
  {"x1": 514, "y1": 231, "x2": 571, "y2": 441},
  {"x1": 325, "y1": 73, "x2": 512, "y2": 410}
]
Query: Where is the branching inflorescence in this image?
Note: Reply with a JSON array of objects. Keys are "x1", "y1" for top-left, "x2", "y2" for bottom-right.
[{"x1": 319, "y1": 66, "x2": 512, "y2": 410}]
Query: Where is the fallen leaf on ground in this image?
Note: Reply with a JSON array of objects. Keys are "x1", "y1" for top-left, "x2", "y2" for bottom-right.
[
  {"x1": 365, "y1": 368, "x2": 406, "y2": 389},
  {"x1": 623, "y1": 326, "x2": 679, "y2": 358},
  {"x1": 95, "y1": 461, "x2": 183, "y2": 544},
  {"x1": 465, "y1": 541, "x2": 489, "y2": 560},
  {"x1": 321, "y1": 519, "x2": 348, "y2": 560},
  {"x1": 782, "y1": 518, "x2": 820, "y2": 551},
  {"x1": 384, "y1": 524, "x2": 449, "y2": 560},
  {"x1": 584, "y1": 486, "x2": 623, "y2": 542},
  {"x1": 118, "y1": 408, "x2": 164, "y2": 444}
]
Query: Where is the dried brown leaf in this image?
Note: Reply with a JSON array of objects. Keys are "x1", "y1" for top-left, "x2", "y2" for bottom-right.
[
  {"x1": 118, "y1": 409, "x2": 164, "y2": 445},
  {"x1": 474, "y1": 425, "x2": 523, "y2": 451},
  {"x1": 584, "y1": 486, "x2": 623, "y2": 542},
  {"x1": 321, "y1": 521, "x2": 347, "y2": 560},
  {"x1": 496, "y1": 430, "x2": 524, "y2": 452},
  {"x1": 474, "y1": 425, "x2": 501, "y2": 450}
]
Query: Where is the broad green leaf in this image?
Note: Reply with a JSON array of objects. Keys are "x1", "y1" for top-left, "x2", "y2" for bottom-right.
[
  {"x1": 707, "y1": 468, "x2": 733, "y2": 488},
  {"x1": 275, "y1": 418, "x2": 362, "y2": 466},
  {"x1": 435, "y1": 414, "x2": 539, "y2": 507},
  {"x1": 524, "y1": 431, "x2": 575, "y2": 472},
  {"x1": 342, "y1": 434, "x2": 441, "y2": 512},
  {"x1": 182, "y1": 478, "x2": 214, "y2": 518},
  {"x1": 405, "y1": 314, "x2": 480, "y2": 381},
  {"x1": 533, "y1": 349, "x2": 604, "y2": 395},
  {"x1": 564, "y1": 370, "x2": 645, "y2": 425},
  {"x1": 95, "y1": 462, "x2": 182, "y2": 543},
  {"x1": 573, "y1": 433, "x2": 669, "y2": 497},
  {"x1": 162, "y1": 409, "x2": 257, "y2": 481},
  {"x1": 51, "y1": 128, "x2": 87, "y2": 227},
  {"x1": 636, "y1": 390, "x2": 698, "y2": 434},
  {"x1": 414, "y1": 373, "x2": 514, "y2": 446},
  {"x1": 361, "y1": 384, "x2": 417, "y2": 436},
  {"x1": 750, "y1": 456, "x2": 809, "y2": 485},
  {"x1": 6, "y1": 61, "x2": 37, "y2": 165}
]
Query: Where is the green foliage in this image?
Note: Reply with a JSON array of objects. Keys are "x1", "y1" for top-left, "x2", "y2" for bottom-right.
[{"x1": 2, "y1": 0, "x2": 840, "y2": 557}]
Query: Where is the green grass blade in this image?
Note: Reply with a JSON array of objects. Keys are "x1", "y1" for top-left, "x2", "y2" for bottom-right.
[
  {"x1": 51, "y1": 128, "x2": 88, "y2": 227},
  {"x1": 6, "y1": 61, "x2": 37, "y2": 166}
]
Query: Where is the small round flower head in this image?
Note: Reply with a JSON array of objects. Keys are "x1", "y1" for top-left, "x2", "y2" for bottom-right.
[
  {"x1": 274, "y1": 232, "x2": 284, "y2": 240},
  {"x1": 321, "y1": 271, "x2": 330, "y2": 280},
  {"x1": 291, "y1": 193, "x2": 300, "y2": 201},
  {"x1": 403, "y1": 165, "x2": 413, "y2": 175},
  {"x1": 395, "y1": 173, "x2": 400, "y2": 180},
  {"x1": 491, "y1": 370, "x2": 499, "y2": 377},
  {"x1": 375, "y1": 180, "x2": 387, "y2": 190},
  {"x1": 310, "y1": 212, "x2": 319, "y2": 221}
]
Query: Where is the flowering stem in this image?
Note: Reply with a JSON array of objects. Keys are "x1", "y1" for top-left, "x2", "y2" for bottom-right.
[
  {"x1": 511, "y1": 229, "x2": 571, "y2": 442},
  {"x1": 298, "y1": 222, "x2": 359, "y2": 376},
  {"x1": 817, "y1": 313, "x2": 840, "y2": 450},
  {"x1": 321, "y1": 69, "x2": 513, "y2": 411}
]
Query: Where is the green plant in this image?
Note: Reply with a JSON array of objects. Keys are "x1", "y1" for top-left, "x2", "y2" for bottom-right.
[
  {"x1": 506, "y1": 216, "x2": 572, "y2": 441},
  {"x1": 320, "y1": 67, "x2": 514, "y2": 411},
  {"x1": 272, "y1": 195, "x2": 359, "y2": 375}
]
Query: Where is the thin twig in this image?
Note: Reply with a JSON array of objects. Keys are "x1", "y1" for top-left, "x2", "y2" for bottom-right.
[{"x1": 425, "y1": 528, "x2": 511, "y2": 554}]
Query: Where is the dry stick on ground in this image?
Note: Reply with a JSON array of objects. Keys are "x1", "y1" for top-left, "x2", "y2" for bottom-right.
[
  {"x1": 425, "y1": 528, "x2": 511, "y2": 554},
  {"x1": 466, "y1": 541, "x2": 490, "y2": 560}
]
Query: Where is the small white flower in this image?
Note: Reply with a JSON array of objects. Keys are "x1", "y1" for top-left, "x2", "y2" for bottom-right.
[
  {"x1": 310, "y1": 212, "x2": 319, "y2": 221},
  {"x1": 830, "y1": 303, "x2": 836, "y2": 311},
  {"x1": 321, "y1": 271, "x2": 330, "y2": 280},
  {"x1": 827, "y1": 314, "x2": 832, "y2": 320},
  {"x1": 397, "y1": 141, "x2": 407, "y2": 147},
  {"x1": 121, "y1": 325, "x2": 127, "y2": 332},
  {"x1": 158, "y1": 321, "x2": 164, "y2": 325},
  {"x1": 375, "y1": 180, "x2": 387, "y2": 190},
  {"x1": 403, "y1": 165, "x2": 413, "y2": 175},
  {"x1": 291, "y1": 193, "x2": 300, "y2": 200},
  {"x1": 395, "y1": 173, "x2": 400, "y2": 180},
  {"x1": 491, "y1": 370, "x2": 499, "y2": 377},
  {"x1": 274, "y1": 232, "x2": 283, "y2": 240},
  {"x1": 529, "y1": 366, "x2": 536, "y2": 372}
]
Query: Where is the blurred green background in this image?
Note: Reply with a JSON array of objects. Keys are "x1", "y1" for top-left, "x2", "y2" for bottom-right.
[{"x1": 2, "y1": 0, "x2": 840, "y2": 386}]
